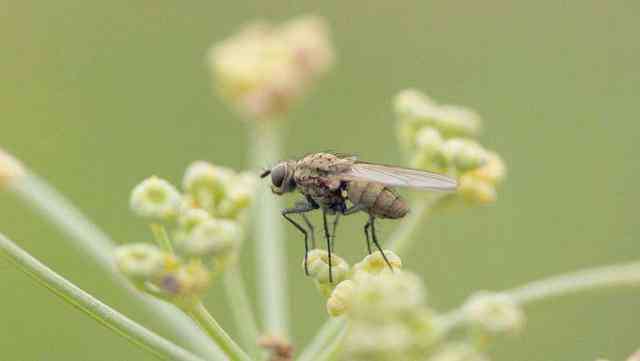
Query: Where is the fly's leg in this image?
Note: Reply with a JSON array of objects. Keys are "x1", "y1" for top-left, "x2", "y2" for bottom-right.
[
  {"x1": 364, "y1": 221, "x2": 372, "y2": 254},
  {"x1": 282, "y1": 200, "x2": 318, "y2": 276},
  {"x1": 301, "y1": 213, "x2": 316, "y2": 249},
  {"x1": 330, "y1": 214, "x2": 340, "y2": 252},
  {"x1": 322, "y1": 210, "x2": 333, "y2": 283},
  {"x1": 369, "y1": 214, "x2": 394, "y2": 271}
]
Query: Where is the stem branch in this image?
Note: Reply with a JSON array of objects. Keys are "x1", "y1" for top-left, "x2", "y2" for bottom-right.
[
  {"x1": 8, "y1": 173, "x2": 222, "y2": 359},
  {"x1": 249, "y1": 123, "x2": 289, "y2": 338},
  {"x1": 438, "y1": 260, "x2": 640, "y2": 332},
  {"x1": 0, "y1": 233, "x2": 208, "y2": 361},
  {"x1": 187, "y1": 302, "x2": 253, "y2": 361}
]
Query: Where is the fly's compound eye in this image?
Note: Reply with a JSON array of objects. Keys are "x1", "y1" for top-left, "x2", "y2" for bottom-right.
[{"x1": 271, "y1": 163, "x2": 287, "y2": 188}]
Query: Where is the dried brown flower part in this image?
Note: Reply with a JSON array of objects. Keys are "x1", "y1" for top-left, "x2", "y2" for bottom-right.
[{"x1": 258, "y1": 334, "x2": 293, "y2": 361}]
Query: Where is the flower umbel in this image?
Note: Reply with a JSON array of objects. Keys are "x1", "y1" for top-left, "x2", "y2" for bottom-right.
[
  {"x1": 208, "y1": 15, "x2": 334, "y2": 119},
  {"x1": 395, "y1": 88, "x2": 507, "y2": 206}
]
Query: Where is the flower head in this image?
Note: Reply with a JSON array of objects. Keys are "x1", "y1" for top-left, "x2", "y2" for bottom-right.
[
  {"x1": 463, "y1": 291, "x2": 525, "y2": 334},
  {"x1": 177, "y1": 219, "x2": 243, "y2": 259},
  {"x1": 114, "y1": 243, "x2": 166, "y2": 282},
  {"x1": 395, "y1": 89, "x2": 507, "y2": 206},
  {"x1": 304, "y1": 249, "x2": 349, "y2": 286},
  {"x1": 130, "y1": 176, "x2": 181, "y2": 220},
  {"x1": 208, "y1": 15, "x2": 334, "y2": 119}
]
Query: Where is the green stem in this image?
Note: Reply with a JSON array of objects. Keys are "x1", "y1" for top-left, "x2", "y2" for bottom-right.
[
  {"x1": 186, "y1": 302, "x2": 253, "y2": 361},
  {"x1": 0, "y1": 233, "x2": 209, "y2": 361},
  {"x1": 437, "y1": 260, "x2": 640, "y2": 332},
  {"x1": 223, "y1": 266, "x2": 263, "y2": 359},
  {"x1": 249, "y1": 123, "x2": 289, "y2": 338},
  {"x1": 151, "y1": 223, "x2": 173, "y2": 253},
  {"x1": 297, "y1": 318, "x2": 346, "y2": 361},
  {"x1": 8, "y1": 173, "x2": 223, "y2": 360}
]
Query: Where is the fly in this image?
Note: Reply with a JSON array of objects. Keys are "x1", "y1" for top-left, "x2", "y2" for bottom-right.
[{"x1": 260, "y1": 152, "x2": 457, "y2": 282}]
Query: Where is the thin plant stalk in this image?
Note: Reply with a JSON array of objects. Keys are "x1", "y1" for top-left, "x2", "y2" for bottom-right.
[
  {"x1": 223, "y1": 265, "x2": 263, "y2": 359},
  {"x1": 297, "y1": 318, "x2": 346, "y2": 361},
  {"x1": 8, "y1": 173, "x2": 223, "y2": 360},
  {"x1": 0, "y1": 233, "x2": 209, "y2": 361},
  {"x1": 249, "y1": 123, "x2": 289, "y2": 337},
  {"x1": 186, "y1": 302, "x2": 253, "y2": 361},
  {"x1": 437, "y1": 260, "x2": 640, "y2": 332}
]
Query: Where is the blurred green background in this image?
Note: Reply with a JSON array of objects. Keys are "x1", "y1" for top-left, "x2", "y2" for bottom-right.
[{"x1": 1, "y1": 1, "x2": 639, "y2": 360}]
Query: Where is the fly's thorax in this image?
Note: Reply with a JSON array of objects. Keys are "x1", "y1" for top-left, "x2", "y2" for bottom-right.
[{"x1": 346, "y1": 181, "x2": 408, "y2": 219}]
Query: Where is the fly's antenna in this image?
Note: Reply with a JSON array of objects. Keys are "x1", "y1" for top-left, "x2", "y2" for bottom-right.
[{"x1": 260, "y1": 169, "x2": 271, "y2": 178}]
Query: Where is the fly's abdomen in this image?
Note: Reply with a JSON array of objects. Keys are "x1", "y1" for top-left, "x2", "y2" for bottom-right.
[{"x1": 346, "y1": 181, "x2": 409, "y2": 219}]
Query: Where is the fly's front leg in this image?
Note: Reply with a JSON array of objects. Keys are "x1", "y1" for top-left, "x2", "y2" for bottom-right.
[
  {"x1": 369, "y1": 214, "x2": 394, "y2": 271},
  {"x1": 282, "y1": 200, "x2": 318, "y2": 276},
  {"x1": 300, "y1": 213, "x2": 316, "y2": 249}
]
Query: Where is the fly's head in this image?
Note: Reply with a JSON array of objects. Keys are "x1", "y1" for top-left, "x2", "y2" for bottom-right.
[{"x1": 260, "y1": 161, "x2": 297, "y2": 195}]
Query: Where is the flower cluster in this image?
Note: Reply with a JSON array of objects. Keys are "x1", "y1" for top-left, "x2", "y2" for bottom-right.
[
  {"x1": 395, "y1": 89, "x2": 506, "y2": 205},
  {"x1": 309, "y1": 250, "x2": 437, "y2": 361},
  {"x1": 208, "y1": 15, "x2": 334, "y2": 120},
  {"x1": 115, "y1": 161, "x2": 256, "y2": 307},
  {"x1": 0, "y1": 148, "x2": 25, "y2": 190}
]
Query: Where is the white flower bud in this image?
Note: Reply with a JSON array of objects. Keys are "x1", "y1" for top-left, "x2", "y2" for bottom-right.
[
  {"x1": 441, "y1": 139, "x2": 488, "y2": 173},
  {"x1": 216, "y1": 172, "x2": 257, "y2": 218},
  {"x1": 304, "y1": 249, "x2": 349, "y2": 285},
  {"x1": 114, "y1": 243, "x2": 166, "y2": 281},
  {"x1": 0, "y1": 149, "x2": 24, "y2": 190},
  {"x1": 178, "y1": 208, "x2": 211, "y2": 233},
  {"x1": 130, "y1": 176, "x2": 181, "y2": 220},
  {"x1": 326, "y1": 279, "x2": 355, "y2": 317},
  {"x1": 182, "y1": 161, "x2": 232, "y2": 210},
  {"x1": 349, "y1": 271, "x2": 425, "y2": 322},
  {"x1": 353, "y1": 249, "x2": 402, "y2": 275},
  {"x1": 458, "y1": 175, "x2": 497, "y2": 205},
  {"x1": 436, "y1": 105, "x2": 482, "y2": 138},
  {"x1": 177, "y1": 219, "x2": 243, "y2": 258},
  {"x1": 463, "y1": 291, "x2": 525, "y2": 334}
]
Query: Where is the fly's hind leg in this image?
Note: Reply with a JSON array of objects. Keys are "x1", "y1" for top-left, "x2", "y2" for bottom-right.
[
  {"x1": 369, "y1": 214, "x2": 394, "y2": 271},
  {"x1": 321, "y1": 210, "x2": 334, "y2": 283},
  {"x1": 364, "y1": 221, "x2": 372, "y2": 254},
  {"x1": 282, "y1": 200, "x2": 318, "y2": 276}
]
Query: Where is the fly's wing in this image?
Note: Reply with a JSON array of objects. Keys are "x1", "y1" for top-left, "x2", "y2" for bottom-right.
[{"x1": 340, "y1": 161, "x2": 458, "y2": 191}]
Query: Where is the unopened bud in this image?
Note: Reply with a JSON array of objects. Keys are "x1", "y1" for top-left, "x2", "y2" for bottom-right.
[
  {"x1": 182, "y1": 161, "x2": 232, "y2": 209},
  {"x1": 326, "y1": 279, "x2": 355, "y2": 317},
  {"x1": 353, "y1": 250, "x2": 402, "y2": 275},
  {"x1": 177, "y1": 219, "x2": 243, "y2": 258},
  {"x1": 304, "y1": 249, "x2": 349, "y2": 285},
  {"x1": 130, "y1": 176, "x2": 181, "y2": 220},
  {"x1": 114, "y1": 243, "x2": 166, "y2": 282},
  {"x1": 463, "y1": 291, "x2": 525, "y2": 334}
]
